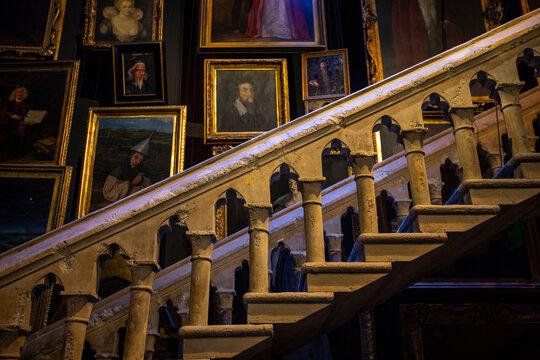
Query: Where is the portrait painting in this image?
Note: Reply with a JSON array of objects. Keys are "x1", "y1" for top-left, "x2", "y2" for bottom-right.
[
  {"x1": 78, "y1": 106, "x2": 187, "y2": 217},
  {"x1": 83, "y1": 0, "x2": 164, "y2": 47},
  {"x1": 204, "y1": 59, "x2": 289, "y2": 143},
  {"x1": 0, "y1": 1, "x2": 66, "y2": 59},
  {"x1": 0, "y1": 165, "x2": 72, "y2": 254},
  {"x1": 0, "y1": 61, "x2": 79, "y2": 165},
  {"x1": 362, "y1": 0, "x2": 516, "y2": 84},
  {"x1": 302, "y1": 49, "x2": 350, "y2": 100},
  {"x1": 199, "y1": 0, "x2": 326, "y2": 50},
  {"x1": 113, "y1": 42, "x2": 166, "y2": 104}
]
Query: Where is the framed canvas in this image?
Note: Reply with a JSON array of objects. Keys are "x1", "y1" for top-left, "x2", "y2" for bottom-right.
[
  {"x1": 112, "y1": 41, "x2": 166, "y2": 104},
  {"x1": 199, "y1": 0, "x2": 326, "y2": 50},
  {"x1": 204, "y1": 58, "x2": 289, "y2": 143},
  {"x1": 78, "y1": 106, "x2": 187, "y2": 217},
  {"x1": 361, "y1": 0, "x2": 520, "y2": 85},
  {"x1": 0, "y1": 0, "x2": 67, "y2": 59},
  {"x1": 83, "y1": 0, "x2": 164, "y2": 48},
  {"x1": 0, "y1": 165, "x2": 72, "y2": 254},
  {"x1": 0, "y1": 61, "x2": 79, "y2": 165},
  {"x1": 302, "y1": 49, "x2": 350, "y2": 100}
]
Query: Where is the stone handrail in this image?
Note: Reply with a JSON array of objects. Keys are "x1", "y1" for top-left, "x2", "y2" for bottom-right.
[{"x1": 1, "y1": 8, "x2": 539, "y2": 358}]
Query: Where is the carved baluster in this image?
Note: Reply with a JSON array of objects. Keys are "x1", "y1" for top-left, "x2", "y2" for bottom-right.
[
  {"x1": 351, "y1": 152, "x2": 378, "y2": 234},
  {"x1": 245, "y1": 204, "x2": 272, "y2": 293},
  {"x1": 123, "y1": 262, "x2": 158, "y2": 360},
  {"x1": 61, "y1": 294, "x2": 96, "y2": 360},
  {"x1": 326, "y1": 233, "x2": 344, "y2": 262},
  {"x1": 215, "y1": 289, "x2": 235, "y2": 325},
  {"x1": 187, "y1": 232, "x2": 217, "y2": 326},
  {"x1": 449, "y1": 107, "x2": 483, "y2": 180},
  {"x1": 299, "y1": 178, "x2": 326, "y2": 263},
  {"x1": 402, "y1": 129, "x2": 431, "y2": 206},
  {"x1": 395, "y1": 199, "x2": 412, "y2": 226}
]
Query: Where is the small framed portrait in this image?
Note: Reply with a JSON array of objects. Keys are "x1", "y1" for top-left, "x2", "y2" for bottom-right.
[
  {"x1": 0, "y1": 61, "x2": 79, "y2": 165},
  {"x1": 113, "y1": 42, "x2": 166, "y2": 104},
  {"x1": 0, "y1": 165, "x2": 72, "y2": 253},
  {"x1": 83, "y1": 0, "x2": 164, "y2": 48},
  {"x1": 204, "y1": 58, "x2": 289, "y2": 143},
  {"x1": 0, "y1": 1, "x2": 66, "y2": 59},
  {"x1": 199, "y1": 0, "x2": 327, "y2": 51},
  {"x1": 78, "y1": 105, "x2": 187, "y2": 217},
  {"x1": 302, "y1": 49, "x2": 350, "y2": 100}
]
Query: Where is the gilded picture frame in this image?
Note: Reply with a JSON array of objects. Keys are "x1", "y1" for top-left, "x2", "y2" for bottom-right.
[
  {"x1": 78, "y1": 106, "x2": 187, "y2": 217},
  {"x1": 0, "y1": 0, "x2": 67, "y2": 59},
  {"x1": 112, "y1": 41, "x2": 166, "y2": 105},
  {"x1": 361, "y1": 0, "x2": 527, "y2": 85},
  {"x1": 204, "y1": 58, "x2": 290, "y2": 143},
  {"x1": 0, "y1": 61, "x2": 79, "y2": 165},
  {"x1": 302, "y1": 49, "x2": 350, "y2": 100},
  {"x1": 199, "y1": 0, "x2": 327, "y2": 51},
  {"x1": 83, "y1": 0, "x2": 164, "y2": 48},
  {"x1": 0, "y1": 164, "x2": 72, "y2": 253}
]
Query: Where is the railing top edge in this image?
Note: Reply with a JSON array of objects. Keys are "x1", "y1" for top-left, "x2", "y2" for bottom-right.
[{"x1": 1, "y1": 10, "x2": 539, "y2": 277}]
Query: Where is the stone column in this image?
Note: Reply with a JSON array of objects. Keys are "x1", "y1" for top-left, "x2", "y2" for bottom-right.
[
  {"x1": 402, "y1": 129, "x2": 431, "y2": 206},
  {"x1": 428, "y1": 179, "x2": 444, "y2": 205},
  {"x1": 395, "y1": 199, "x2": 412, "y2": 225},
  {"x1": 299, "y1": 177, "x2": 326, "y2": 263},
  {"x1": 291, "y1": 251, "x2": 306, "y2": 289},
  {"x1": 123, "y1": 262, "x2": 158, "y2": 360},
  {"x1": 326, "y1": 233, "x2": 344, "y2": 262},
  {"x1": 144, "y1": 333, "x2": 159, "y2": 360},
  {"x1": 245, "y1": 203, "x2": 272, "y2": 293},
  {"x1": 449, "y1": 106, "x2": 482, "y2": 180},
  {"x1": 186, "y1": 232, "x2": 216, "y2": 326},
  {"x1": 215, "y1": 289, "x2": 235, "y2": 325},
  {"x1": 351, "y1": 152, "x2": 378, "y2": 234},
  {"x1": 0, "y1": 330, "x2": 27, "y2": 360},
  {"x1": 144, "y1": 304, "x2": 160, "y2": 360},
  {"x1": 61, "y1": 294, "x2": 95, "y2": 360},
  {"x1": 488, "y1": 151, "x2": 505, "y2": 176},
  {"x1": 497, "y1": 82, "x2": 530, "y2": 156}
]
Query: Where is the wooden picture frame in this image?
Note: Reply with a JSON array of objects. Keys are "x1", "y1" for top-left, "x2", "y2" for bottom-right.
[
  {"x1": 0, "y1": 165, "x2": 72, "y2": 253},
  {"x1": 83, "y1": 0, "x2": 164, "y2": 48},
  {"x1": 78, "y1": 106, "x2": 187, "y2": 217},
  {"x1": 0, "y1": 1, "x2": 67, "y2": 59},
  {"x1": 302, "y1": 49, "x2": 350, "y2": 100},
  {"x1": 0, "y1": 61, "x2": 79, "y2": 165},
  {"x1": 204, "y1": 58, "x2": 290, "y2": 143},
  {"x1": 199, "y1": 0, "x2": 326, "y2": 51},
  {"x1": 112, "y1": 41, "x2": 166, "y2": 104}
]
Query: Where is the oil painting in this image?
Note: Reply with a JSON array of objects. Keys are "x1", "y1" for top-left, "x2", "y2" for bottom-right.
[
  {"x1": 199, "y1": 0, "x2": 326, "y2": 50},
  {"x1": 302, "y1": 49, "x2": 350, "y2": 100},
  {"x1": 0, "y1": 61, "x2": 79, "y2": 165},
  {"x1": 78, "y1": 106, "x2": 187, "y2": 217}
]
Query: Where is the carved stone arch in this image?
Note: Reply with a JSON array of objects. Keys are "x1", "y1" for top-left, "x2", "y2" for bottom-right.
[
  {"x1": 269, "y1": 163, "x2": 301, "y2": 214},
  {"x1": 96, "y1": 243, "x2": 132, "y2": 299},
  {"x1": 157, "y1": 215, "x2": 191, "y2": 269},
  {"x1": 516, "y1": 47, "x2": 540, "y2": 93},
  {"x1": 372, "y1": 115, "x2": 404, "y2": 161},
  {"x1": 29, "y1": 273, "x2": 65, "y2": 331},
  {"x1": 214, "y1": 188, "x2": 249, "y2": 240},
  {"x1": 469, "y1": 70, "x2": 500, "y2": 103},
  {"x1": 321, "y1": 138, "x2": 352, "y2": 188}
]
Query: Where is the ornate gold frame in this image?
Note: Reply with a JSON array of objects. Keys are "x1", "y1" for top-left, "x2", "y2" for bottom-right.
[
  {"x1": 204, "y1": 58, "x2": 290, "y2": 143},
  {"x1": 199, "y1": 0, "x2": 326, "y2": 50},
  {"x1": 301, "y1": 49, "x2": 350, "y2": 100},
  {"x1": 83, "y1": 0, "x2": 164, "y2": 48},
  {"x1": 0, "y1": 0, "x2": 66, "y2": 59},
  {"x1": 0, "y1": 165, "x2": 72, "y2": 235},
  {"x1": 361, "y1": 0, "x2": 516, "y2": 85},
  {"x1": 78, "y1": 105, "x2": 187, "y2": 217},
  {"x1": 0, "y1": 61, "x2": 79, "y2": 166}
]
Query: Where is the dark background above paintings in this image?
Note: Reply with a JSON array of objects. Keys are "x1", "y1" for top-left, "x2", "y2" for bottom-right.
[{"x1": 2, "y1": 0, "x2": 534, "y2": 226}]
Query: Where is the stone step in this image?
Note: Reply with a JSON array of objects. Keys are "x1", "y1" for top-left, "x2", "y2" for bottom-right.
[
  {"x1": 399, "y1": 205, "x2": 500, "y2": 233},
  {"x1": 461, "y1": 179, "x2": 540, "y2": 205},
  {"x1": 494, "y1": 153, "x2": 540, "y2": 179},
  {"x1": 302, "y1": 262, "x2": 392, "y2": 293},
  {"x1": 180, "y1": 324, "x2": 273, "y2": 360},
  {"x1": 360, "y1": 232, "x2": 447, "y2": 262},
  {"x1": 244, "y1": 292, "x2": 334, "y2": 324}
]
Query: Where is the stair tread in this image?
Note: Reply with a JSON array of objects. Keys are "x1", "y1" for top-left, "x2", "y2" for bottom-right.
[
  {"x1": 360, "y1": 232, "x2": 447, "y2": 243},
  {"x1": 462, "y1": 179, "x2": 540, "y2": 188},
  {"x1": 411, "y1": 204, "x2": 500, "y2": 215},
  {"x1": 244, "y1": 292, "x2": 334, "y2": 303},
  {"x1": 180, "y1": 324, "x2": 273, "y2": 338},
  {"x1": 303, "y1": 261, "x2": 392, "y2": 273}
]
